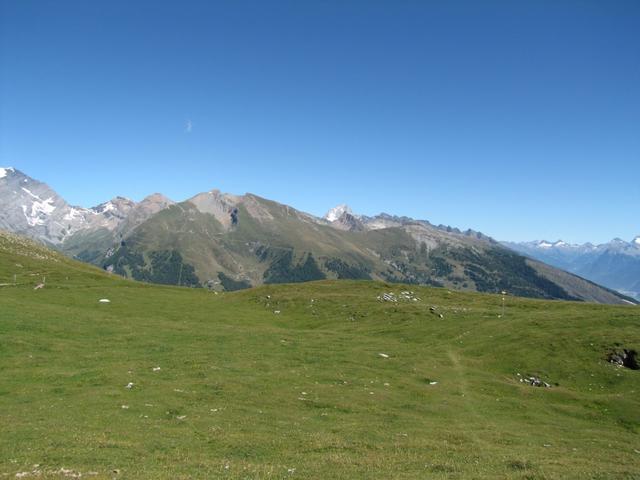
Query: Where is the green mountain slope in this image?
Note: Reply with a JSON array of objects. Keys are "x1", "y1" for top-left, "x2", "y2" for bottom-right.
[
  {"x1": 1, "y1": 231, "x2": 639, "y2": 478},
  {"x1": 79, "y1": 193, "x2": 635, "y2": 305}
]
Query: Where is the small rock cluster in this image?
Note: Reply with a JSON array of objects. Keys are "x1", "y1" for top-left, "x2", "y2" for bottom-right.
[
  {"x1": 399, "y1": 291, "x2": 420, "y2": 302},
  {"x1": 517, "y1": 373, "x2": 551, "y2": 388},
  {"x1": 377, "y1": 292, "x2": 397, "y2": 302},
  {"x1": 607, "y1": 349, "x2": 639, "y2": 370},
  {"x1": 376, "y1": 291, "x2": 420, "y2": 303}
]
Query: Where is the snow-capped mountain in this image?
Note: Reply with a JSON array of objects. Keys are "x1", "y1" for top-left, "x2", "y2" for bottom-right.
[
  {"x1": 0, "y1": 167, "x2": 173, "y2": 246},
  {"x1": 0, "y1": 166, "x2": 88, "y2": 244},
  {"x1": 503, "y1": 237, "x2": 640, "y2": 299}
]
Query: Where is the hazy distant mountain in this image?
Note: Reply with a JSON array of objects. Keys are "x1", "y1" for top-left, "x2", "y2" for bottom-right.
[
  {"x1": 503, "y1": 238, "x2": 640, "y2": 300},
  {"x1": 0, "y1": 167, "x2": 174, "y2": 257},
  {"x1": 0, "y1": 166, "x2": 635, "y2": 305},
  {"x1": 0, "y1": 167, "x2": 133, "y2": 244}
]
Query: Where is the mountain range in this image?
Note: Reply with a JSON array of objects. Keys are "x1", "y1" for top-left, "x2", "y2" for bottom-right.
[
  {"x1": 503, "y1": 238, "x2": 640, "y2": 300},
  {"x1": 0, "y1": 166, "x2": 635, "y2": 305}
]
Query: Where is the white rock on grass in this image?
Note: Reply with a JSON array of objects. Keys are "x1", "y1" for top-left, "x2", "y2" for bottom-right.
[
  {"x1": 99, "y1": 298, "x2": 110, "y2": 303},
  {"x1": 378, "y1": 353, "x2": 389, "y2": 358},
  {"x1": 125, "y1": 382, "x2": 134, "y2": 389}
]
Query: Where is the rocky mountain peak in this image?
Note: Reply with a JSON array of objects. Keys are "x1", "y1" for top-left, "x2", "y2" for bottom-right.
[
  {"x1": 188, "y1": 189, "x2": 240, "y2": 227},
  {"x1": 324, "y1": 204, "x2": 353, "y2": 222},
  {"x1": 330, "y1": 211, "x2": 365, "y2": 232},
  {"x1": 141, "y1": 193, "x2": 173, "y2": 205},
  {"x1": 92, "y1": 197, "x2": 136, "y2": 215}
]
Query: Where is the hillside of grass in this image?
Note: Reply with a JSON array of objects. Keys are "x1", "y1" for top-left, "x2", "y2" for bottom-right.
[{"x1": 1, "y1": 231, "x2": 639, "y2": 479}]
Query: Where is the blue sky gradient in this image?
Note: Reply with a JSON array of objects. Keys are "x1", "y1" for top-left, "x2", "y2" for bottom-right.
[{"x1": 1, "y1": 0, "x2": 638, "y2": 243}]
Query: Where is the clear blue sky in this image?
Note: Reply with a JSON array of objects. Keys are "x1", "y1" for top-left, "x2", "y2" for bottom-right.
[{"x1": 1, "y1": 1, "x2": 638, "y2": 244}]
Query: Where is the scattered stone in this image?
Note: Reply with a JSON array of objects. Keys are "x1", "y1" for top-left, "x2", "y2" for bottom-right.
[
  {"x1": 14, "y1": 468, "x2": 92, "y2": 479},
  {"x1": 121, "y1": 405, "x2": 129, "y2": 409},
  {"x1": 429, "y1": 381, "x2": 438, "y2": 385},
  {"x1": 152, "y1": 366, "x2": 161, "y2": 372},
  {"x1": 378, "y1": 353, "x2": 389, "y2": 358},
  {"x1": 33, "y1": 283, "x2": 44, "y2": 290},
  {"x1": 274, "y1": 310, "x2": 281, "y2": 314},
  {"x1": 125, "y1": 382, "x2": 134, "y2": 389},
  {"x1": 98, "y1": 298, "x2": 110, "y2": 303}
]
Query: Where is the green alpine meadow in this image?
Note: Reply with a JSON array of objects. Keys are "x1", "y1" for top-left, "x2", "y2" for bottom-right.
[{"x1": 2, "y1": 231, "x2": 639, "y2": 479}]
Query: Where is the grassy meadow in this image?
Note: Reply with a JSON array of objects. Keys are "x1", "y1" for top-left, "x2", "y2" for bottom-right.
[{"x1": 1, "y1": 233, "x2": 639, "y2": 479}]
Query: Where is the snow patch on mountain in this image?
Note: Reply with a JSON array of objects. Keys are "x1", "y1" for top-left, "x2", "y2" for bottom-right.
[
  {"x1": 633, "y1": 236, "x2": 640, "y2": 246},
  {"x1": 99, "y1": 201, "x2": 116, "y2": 213},
  {"x1": 20, "y1": 188, "x2": 57, "y2": 226},
  {"x1": 63, "y1": 207, "x2": 89, "y2": 222},
  {"x1": 0, "y1": 167, "x2": 15, "y2": 179}
]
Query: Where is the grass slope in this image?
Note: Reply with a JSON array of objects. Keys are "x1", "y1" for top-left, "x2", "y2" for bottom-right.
[{"x1": 1, "y1": 232, "x2": 640, "y2": 479}]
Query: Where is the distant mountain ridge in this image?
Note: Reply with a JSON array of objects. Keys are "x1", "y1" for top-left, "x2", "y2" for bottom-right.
[
  {"x1": 0, "y1": 167, "x2": 174, "y2": 258},
  {"x1": 0, "y1": 166, "x2": 636, "y2": 305},
  {"x1": 503, "y1": 238, "x2": 640, "y2": 300}
]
